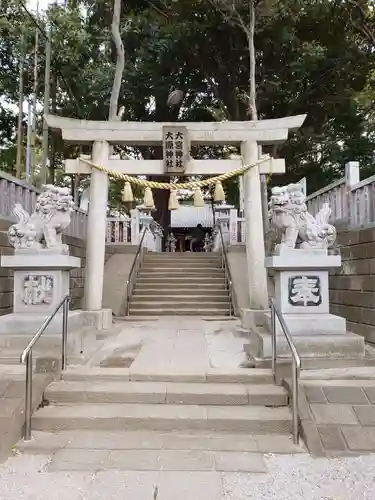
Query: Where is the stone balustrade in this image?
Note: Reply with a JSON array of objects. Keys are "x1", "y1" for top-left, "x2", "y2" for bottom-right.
[
  {"x1": 106, "y1": 217, "x2": 131, "y2": 245},
  {"x1": 306, "y1": 162, "x2": 375, "y2": 227},
  {"x1": 0, "y1": 171, "x2": 88, "y2": 239}
]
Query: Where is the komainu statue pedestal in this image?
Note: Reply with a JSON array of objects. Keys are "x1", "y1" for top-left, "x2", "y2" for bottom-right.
[
  {"x1": 0, "y1": 249, "x2": 82, "y2": 335},
  {"x1": 244, "y1": 182, "x2": 365, "y2": 367},
  {"x1": 0, "y1": 184, "x2": 85, "y2": 336}
]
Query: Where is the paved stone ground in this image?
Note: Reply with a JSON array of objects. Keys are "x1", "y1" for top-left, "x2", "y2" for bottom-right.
[
  {"x1": 1, "y1": 450, "x2": 375, "y2": 499},
  {"x1": 90, "y1": 317, "x2": 248, "y2": 371},
  {"x1": 0, "y1": 318, "x2": 249, "y2": 463},
  {"x1": 0, "y1": 370, "x2": 51, "y2": 461},
  {"x1": 298, "y1": 379, "x2": 375, "y2": 457}
]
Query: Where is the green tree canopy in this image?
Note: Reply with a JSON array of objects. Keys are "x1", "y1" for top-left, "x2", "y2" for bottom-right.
[{"x1": 0, "y1": 0, "x2": 374, "y2": 203}]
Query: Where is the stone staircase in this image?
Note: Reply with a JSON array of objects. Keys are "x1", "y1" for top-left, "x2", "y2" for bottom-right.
[
  {"x1": 34, "y1": 369, "x2": 292, "y2": 435},
  {"x1": 129, "y1": 252, "x2": 232, "y2": 316},
  {"x1": 20, "y1": 367, "x2": 303, "y2": 470}
]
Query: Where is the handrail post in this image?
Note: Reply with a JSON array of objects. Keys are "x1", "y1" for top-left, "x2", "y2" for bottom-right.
[
  {"x1": 125, "y1": 279, "x2": 130, "y2": 316},
  {"x1": 292, "y1": 358, "x2": 299, "y2": 444},
  {"x1": 62, "y1": 297, "x2": 69, "y2": 372},
  {"x1": 270, "y1": 298, "x2": 300, "y2": 444},
  {"x1": 24, "y1": 351, "x2": 33, "y2": 440},
  {"x1": 124, "y1": 227, "x2": 148, "y2": 317},
  {"x1": 229, "y1": 283, "x2": 233, "y2": 316},
  {"x1": 270, "y1": 301, "x2": 276, "y2": 383}
]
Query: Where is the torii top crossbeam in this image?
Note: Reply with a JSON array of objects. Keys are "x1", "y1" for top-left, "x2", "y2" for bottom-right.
[
  {"x1": 44, "y1": 112, "x2": 307, "y2": 316},
  {"x1": 44, "y1": 114, "x2": 306, "y2": 145}
]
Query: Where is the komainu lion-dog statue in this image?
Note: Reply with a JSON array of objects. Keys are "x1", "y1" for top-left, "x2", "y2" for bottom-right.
[
  {"x1": 269, "y1": 183, "x2": 336, "y2": 253},
  {"x1": 8, "y1": 185, "x2": 74, "y2": 252}
]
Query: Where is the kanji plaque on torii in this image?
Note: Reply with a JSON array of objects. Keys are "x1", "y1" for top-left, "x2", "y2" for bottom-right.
[{"x1": 163, "y1": 125, "x2": 189, "y2": 174}]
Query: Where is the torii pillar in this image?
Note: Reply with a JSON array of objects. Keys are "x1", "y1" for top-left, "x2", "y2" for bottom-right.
[{"x1": 45, "y1": 114, "x2": 306, "y2": 319}]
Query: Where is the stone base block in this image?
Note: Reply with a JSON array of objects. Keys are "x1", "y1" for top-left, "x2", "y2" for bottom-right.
[
  {"x1": 82, "y1": 309, "x2": 113, "y2": 330},
  {"x1": 241, "y1": 308, "x2": 269, "y2": 330},
  {"x1": 245, "y1": 329, "x2": 365, "y2": 360},
  {"x1": 36, "y1": 357, "x2": 61, "y2": 378},
  {"x1": 0, "y1": 310, "x2": 84, "y2": 335},
  {"x1": 263, "y1": 312, "x2": 346, "y2": 336}
]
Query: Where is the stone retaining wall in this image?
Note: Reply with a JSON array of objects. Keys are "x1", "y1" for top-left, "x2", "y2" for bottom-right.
[
  {"x1": 0, "y1": 218, "x2": 130, "y2": 317},
  {"x1": 330, "y1": 227, "x2": 375, "y2": 344}
]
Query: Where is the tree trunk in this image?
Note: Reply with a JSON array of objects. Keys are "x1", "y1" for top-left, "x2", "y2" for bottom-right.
[
  {"x1": 109, "y1": 0, "x2": 125, "y2": 121},
  {"x1": 247, "y1": 0, "x2": 269, "y2": 235},
  {"x1": 31, "y1": 23, "x2": 39, "y2": 182},
  {"x1": 41, "y1": 23, "x2": 52, "y2": 184},
  {"x1": 248, "y1": 1, "x2": 257, "y2": 121},
  {"x1": 48, "y1": 72, "x2": 57, "y2": 184},
  {"x1": 16, "y1": 33, "x2": 25, "y2": 178}
]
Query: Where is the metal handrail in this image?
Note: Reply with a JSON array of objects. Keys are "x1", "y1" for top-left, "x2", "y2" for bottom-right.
[
  {"x1": 125, "y1": 226, "x2": 148, "y2": 315},
  {"x1": 20, "y1": 293, "x2": 70, "y2": 441},
  {"x1": 269, "y1": 297, "x2": 301, "y2": 444},
  {"x1": 217, "y1": 224, "x2": 233, "y2": 316}
]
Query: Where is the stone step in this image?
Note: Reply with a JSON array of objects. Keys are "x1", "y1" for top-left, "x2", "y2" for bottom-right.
[
  {"x1": 249, "y1": 329, "x2": 365, "y2": 359},
  {"x1": 138, "y1": 269, "x2": 224, "y2": 277},
  {"x1": 142, "y1": 261, "x2": 222, "y2": 266},
  {"x1": 130, "y1": 301, "x2": 230, "y2": 310},
  {"x1": 0, "y1": 348, "x2": 51, "y2": 365},
  {"x1": 17, "y1": 429, "x2": 304, "y2": 458},
  {"x1": 133, "y1": 288, "x2": 229, "y2": 295},
  {"x1": 0, "y1": 334, "x2": 63, "y2": 350},
  {"x1": 62, "y1": 367, "x2": 274, "y2": 384},
  {"x1": 143, "y1": 261, "x2": 222, "y2": 268},
  {"x1": 136, "y1": 277, "x2": 226, "y2": 284},
  {"x1": 301, "y1": 367, "x2": 375, "y2": 381},
  {"x1": 44, "y1": 381, "x2": 288, "y2": 406},
  {"x1": 135, "y1": 281, "x2": 227, "y2": 289},
  {"x1": 32, "y1": 403, "x2": 293, "y2": 434},
  {"x1": 131, "y1": 295, "x2": 230, "y2": 303},
  {"x1": 0, "y1": 348, "x2": 86, "y2": 366},
  {"x1": 129, "y1": 308, "x2": 231, "y2": 316},
  {"x1": 144, "y1": 253, "x2": 220, "y2": 259},
  {"x1": 117, "y1": 315, "x2": 236, "y2": 322}
]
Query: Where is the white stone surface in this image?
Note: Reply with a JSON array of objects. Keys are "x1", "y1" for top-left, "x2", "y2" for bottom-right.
[
  {"x1": 46, "y1": 113, "x2": 307, "y2": 133},
  {"x1": 273, "y1": 269, "x2": 330, "y2": 315},
  {"x1": 82, "y1": 309, "x2": 113, "y2": 331},
  {"x1": 1, "y1": 451, "x2": 375, "y2": 499},
  {"x1": 0, "y1": 310, "x2": 84, "y2": 335},
  {"x1": 1, "y1": 254, "x2": 80, "y2": 270},
  {"x1": 85, "y1": 140, "x2": 110, "y2": 311},
  {"x1": 265, "y1": 252, "x2": 341, "y2": 270},
  {"x1": 6, "y1": 185, "x2": 74, "y2": 251},
  {"x1": 13, "y1": 270, "x2": 70, "y2": 314},
  {"x1": 81, "y1": 317, "x2": 246, "y2": 372},
  {"x1": 263, "y1": 311, "x2": 347, "y2": 336},
  {"x1": 265, "y1": 250, "x2": 347, "y2": 342},
  {"x1": 269, "y1": 183, "x2": 337, "y2": 251},
  {"x1": 45, "y1": 112, "x2": 307, "y2": 145},
  {"x1": 241, "y1": 141, "x2": 268, "y2": 311}
]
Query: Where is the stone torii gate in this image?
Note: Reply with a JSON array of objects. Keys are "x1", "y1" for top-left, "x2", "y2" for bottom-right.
[{"x1": 45, "y1": 113, "x2": 306, "y2": 320}]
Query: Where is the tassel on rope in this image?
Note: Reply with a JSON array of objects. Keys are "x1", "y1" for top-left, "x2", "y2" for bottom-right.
[
  {"x1": 193, "y1": 187, "x2": 205, "y2": 207},
  {"x1": 168, "y1": 189, "x2": 180, "y2": 211},
  {"x1": 122, "y1": 182, "x2": 134, "y2": 202},
  {"x1": 143, "y1": 187, "x2": 155, "y2": 208},
  {"x1": 214, "y1": 181, "x2": 225, "y2": 203}
]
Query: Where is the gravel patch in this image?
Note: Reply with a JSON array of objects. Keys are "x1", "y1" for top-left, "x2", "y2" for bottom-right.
[
  {"x1": 222, "y1": 453, "x2": 375, "y2": 500},
  {"x1": 1, "y1": 452, "x2": 375, "y2": 499}
]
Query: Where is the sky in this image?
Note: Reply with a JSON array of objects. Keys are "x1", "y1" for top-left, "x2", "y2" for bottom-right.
[{"x1": 27, "y1": 0, "x2": 62, "y2": 12}]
